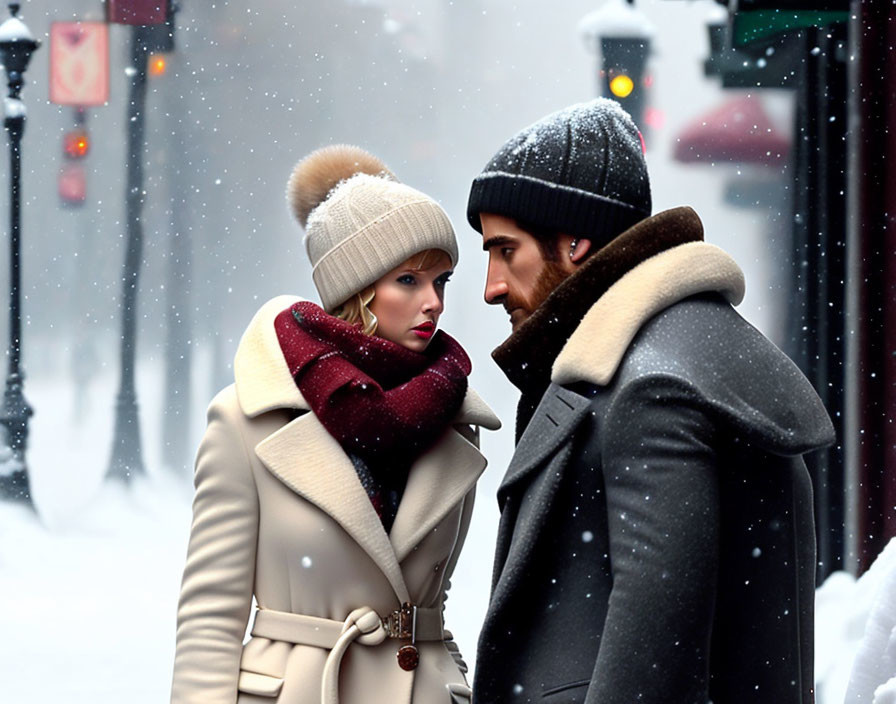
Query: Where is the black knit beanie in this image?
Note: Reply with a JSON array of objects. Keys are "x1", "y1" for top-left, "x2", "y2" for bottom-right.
[{"x1": 467, "y1": 98, "x2": 652, "y2": 248}]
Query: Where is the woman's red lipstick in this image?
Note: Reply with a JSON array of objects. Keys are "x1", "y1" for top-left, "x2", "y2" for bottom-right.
[{"x1": 412, "y1": 321, "x2": 435, "y2": 339}]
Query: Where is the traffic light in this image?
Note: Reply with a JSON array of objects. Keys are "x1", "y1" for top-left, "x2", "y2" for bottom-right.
[
  {"x1": 600, "y1": 36, "x2": 650, "y2": 129},
  {"x1": 58, "y1": 163, "x2": 86, "y2": 206},
  {"x1": 60, "y1": 114, "x2": 89, "y2": 206},
  {"x1": 609, "y1": 73, "x2": 634, "y2": 98},
  {"x1": 63, "y1": 128, "x2": 89, "y2": 159},
  {"x1": 148, "y1": 53, "x2": 167, "y2": 77}
]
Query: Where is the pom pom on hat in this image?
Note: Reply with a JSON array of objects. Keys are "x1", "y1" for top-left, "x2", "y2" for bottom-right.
[{"x1": 287, "y1": 144, "x2": 396, "y2": 228}]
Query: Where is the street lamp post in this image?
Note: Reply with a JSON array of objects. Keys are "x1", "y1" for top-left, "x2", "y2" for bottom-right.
[
  {"x1": 107, "y1": 25, "x2": 149, "y2": 481},
  {"x1": 0, "y1": 2, "x2": 38, "y2": 504},
  {"x1": 106, "y1": 1, "x2": 176, "y2": 482}
]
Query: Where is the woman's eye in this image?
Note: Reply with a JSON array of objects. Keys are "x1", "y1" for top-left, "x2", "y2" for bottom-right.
[
  {"x1": 435, "y1": 273, "x2": 452, "y2": 288},
  {"x1": 397, "y1": 274, "x2": 416, "y2": 285}
]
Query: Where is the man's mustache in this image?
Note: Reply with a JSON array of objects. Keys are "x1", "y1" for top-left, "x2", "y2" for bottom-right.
[{"x1": 503, "y1": 296, "x2": 528, "y2": 317}]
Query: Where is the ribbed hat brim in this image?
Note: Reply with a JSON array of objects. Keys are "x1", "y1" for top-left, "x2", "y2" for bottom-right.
[
  {"x1": 313, "y1": 199, "x2": 457, "y2": 311},
  {"x1": 467, "y1": 171, "x2": 648, "y2": 249}
]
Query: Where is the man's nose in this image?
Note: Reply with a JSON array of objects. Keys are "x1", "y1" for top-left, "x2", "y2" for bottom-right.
[{"x1": 484, "y1": 263, "x2": 508, "y2": 305}]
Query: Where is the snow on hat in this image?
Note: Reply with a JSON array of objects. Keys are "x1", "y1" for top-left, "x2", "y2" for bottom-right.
[
  {"x1": 467, "y1": 98, "x2": 651, "y2": 248},
  {"x1": 288, "y1": 145, "x2": 458, "y2": 312}
]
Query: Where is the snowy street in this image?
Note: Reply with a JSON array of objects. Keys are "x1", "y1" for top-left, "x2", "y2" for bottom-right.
[{"x1": 0, "y1": 0, "x2": 892, "y2": 701}]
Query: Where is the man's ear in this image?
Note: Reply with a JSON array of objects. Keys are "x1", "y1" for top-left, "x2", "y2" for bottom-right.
[{"x1": 557, "y1": 234, "x2": 592, "y2": 268}]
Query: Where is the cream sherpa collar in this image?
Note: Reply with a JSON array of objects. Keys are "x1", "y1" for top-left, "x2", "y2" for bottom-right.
[{"x1": 552, "y1": 242, "x2": 745, "y2": 386}]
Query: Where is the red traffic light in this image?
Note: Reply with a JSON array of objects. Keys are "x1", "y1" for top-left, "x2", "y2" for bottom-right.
[
  {"x1": 59, "y1": 163, "x2": 87, "y2": 205},
  {"x1": 63, "y1": 129, "x2": 89, "y2": 159}
]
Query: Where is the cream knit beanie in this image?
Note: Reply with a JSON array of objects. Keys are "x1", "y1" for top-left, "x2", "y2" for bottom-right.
[{"x1": 287, "y1": 145, "x2": 458, "y2": 312}]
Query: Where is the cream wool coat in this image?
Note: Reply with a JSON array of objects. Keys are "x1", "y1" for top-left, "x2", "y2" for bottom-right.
[{"x1": 170, "y1": 296, "x2": 500, "y2": 704}]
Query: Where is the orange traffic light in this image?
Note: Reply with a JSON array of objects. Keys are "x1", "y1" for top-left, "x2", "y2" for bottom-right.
[
  {"x1": 63, "y1": 129, "x2": 89, "y2": 159},
  {"x1": 149, "y1": 53, "x2": 167, "y2": 77}
]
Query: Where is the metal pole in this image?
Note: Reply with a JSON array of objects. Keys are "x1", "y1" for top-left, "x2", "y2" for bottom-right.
[
  {"x1": 799, "y1": 28, "x2": 832, "y2": 581},
  {"x1": 107, "y1": 25, "x2": 148, "y2": 480},
  {"x1": 0, "y1": 3, "x2": 36, "y2": 504},
  {"x1": 792, "y1": 25, "x2": 849, "y2": 582},
  {"x1": 0, "y1": 97, "x2": 33, "y2": 503},
  {"x1": 814, "y1": 25, "x2": 848, "y2": 578}
]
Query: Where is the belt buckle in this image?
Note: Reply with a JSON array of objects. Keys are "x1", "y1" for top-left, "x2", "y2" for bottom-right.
[{"x1": 383, "y1": 602, "x2": 417, "y2": 641}]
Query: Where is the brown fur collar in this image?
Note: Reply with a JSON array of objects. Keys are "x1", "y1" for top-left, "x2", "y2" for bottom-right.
[{"x1": 492, "y1": 206, "x2": 705, "y2": 409}]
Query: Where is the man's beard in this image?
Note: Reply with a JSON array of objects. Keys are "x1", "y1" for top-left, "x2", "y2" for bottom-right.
[{"x1": 506, "y1": 259, "x2": 569, "y2": 332}]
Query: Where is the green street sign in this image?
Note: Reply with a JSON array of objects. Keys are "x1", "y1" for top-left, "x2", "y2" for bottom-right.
[{"x1": 733, "y1": 9, "x2": 849, "y2": 47}]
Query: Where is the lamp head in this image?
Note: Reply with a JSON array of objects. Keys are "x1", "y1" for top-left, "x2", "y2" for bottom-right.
[{"x1": 0, "y1": 4, "x2": 39, "y2": 80}]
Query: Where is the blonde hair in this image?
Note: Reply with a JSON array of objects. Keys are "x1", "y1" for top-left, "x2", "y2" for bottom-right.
[
  {"x1": 334, "y1": 286, "x2": 378, "y2": 335},
  {"x1": 332, "y1": 248, "x2": 451, "y2": 336}
]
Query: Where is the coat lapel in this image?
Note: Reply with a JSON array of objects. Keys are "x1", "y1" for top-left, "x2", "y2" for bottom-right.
[
  {"x1": 491, "y1": 440, "x2": 577, "y2": 602},
  {"x1": 390, "y1": 426, "x2": 487, "y2": 563},
  {"x1": 254, "y1": 412, "x2": 411, "y2": 604},
  {"x1": 498, "y1": 384, "x2": 592, "y2": 498},
  {"x1": 452, "y1": 387, "x2": 502, "y2": 431},
  {"x1": 490, "y1": 385, "x2": 598, "y2": 606},
  {"x1": 234, "y1": 294, "x2": 309, "y2": 417}
]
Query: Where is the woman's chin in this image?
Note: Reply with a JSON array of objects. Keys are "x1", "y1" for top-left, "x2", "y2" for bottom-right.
[
  {"x1": 404, "y1": 337, "x2": 430, "y2": 352},
  {"x1": 376, "y1": 329, "x2": 433, "y2": 352}
]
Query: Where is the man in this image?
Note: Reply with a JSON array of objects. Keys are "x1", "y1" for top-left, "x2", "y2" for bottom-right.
[{"x1": 468, "y1": 99, "x2": 835, "y2": 703}]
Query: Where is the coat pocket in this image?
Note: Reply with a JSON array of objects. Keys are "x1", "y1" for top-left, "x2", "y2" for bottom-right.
[
  {"x1": 239, "y1": 635, "x2": 291, "y2": 698},
  {"x1": 238, "y1": 671, "x2": 285, "y2": 697},
  {"x1": 447, "y1": 682, "x2": 472, "y2": 703}
]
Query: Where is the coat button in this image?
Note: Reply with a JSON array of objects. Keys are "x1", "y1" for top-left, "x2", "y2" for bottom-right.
[{"x1": 397, "y1": 644, "x2": 419, "y2": 671}]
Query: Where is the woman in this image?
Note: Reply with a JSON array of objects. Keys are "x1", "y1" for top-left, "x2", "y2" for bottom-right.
[{"x1": 170, "y1": 146, "x2": 500, "y2": 704}]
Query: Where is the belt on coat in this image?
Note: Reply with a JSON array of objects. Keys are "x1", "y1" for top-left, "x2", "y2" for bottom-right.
[{"x1": 249, "y1": 605, "x2": 445, "y2": 704}]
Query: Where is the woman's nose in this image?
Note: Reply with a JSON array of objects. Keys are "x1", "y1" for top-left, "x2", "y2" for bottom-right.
[{"x1": 422, "y1": 286, "x2": 443, "y2": 314}]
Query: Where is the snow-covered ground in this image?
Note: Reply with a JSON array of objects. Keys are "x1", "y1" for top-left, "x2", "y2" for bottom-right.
[
  {"x1": 0, "y1": 478, "x2": 191, "y2": 703},
  {"x1": 1, "y1": 355, "x2": 894, "y2": 703},
  {"x1": 0, "y1": 355, "x2": 195, "y2": 703}
]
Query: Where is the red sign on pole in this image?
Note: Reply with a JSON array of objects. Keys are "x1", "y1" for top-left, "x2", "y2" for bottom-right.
[
  {"x1": 49, "y1": 22, "x2": 109, "y2": 106},
  {"x1": 107, "y1": 0, "x2": 167, "y2": 25}
]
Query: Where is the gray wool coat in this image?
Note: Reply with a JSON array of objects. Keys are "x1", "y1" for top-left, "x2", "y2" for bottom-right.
[{"x1": 473, "y1": 242, "x2": 835, "y2": 704}]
